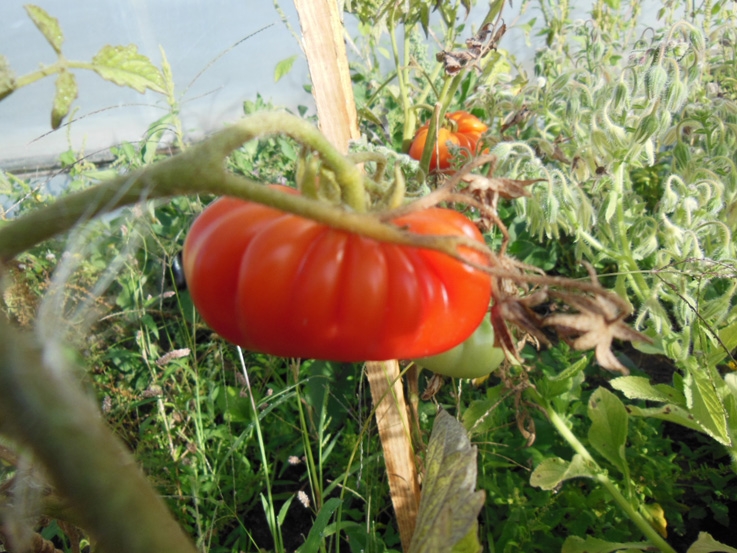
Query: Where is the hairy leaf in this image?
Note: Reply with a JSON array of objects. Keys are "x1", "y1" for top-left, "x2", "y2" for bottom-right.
[
  {"x1": 51, "y1": 70, "x2": 78, "y2": 129},
  {"x1": 25, "y1": 5, "x2": 64, "y2": 54},
  {"x1": 0, "y1": 54, "x2": 16, "y2": 101},
  {"x1": 409, "y1": 410, "x2": 484, "y2": 553},
  {"x1": 91, "y1": 45, "x2": 166, "y2": 94}
]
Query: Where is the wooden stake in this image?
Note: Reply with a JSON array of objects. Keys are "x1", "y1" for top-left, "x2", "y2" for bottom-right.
[
  {"x1": 294, "y1": 3, "x2": 420, "y2": 550},
  {"x1": 293, "y1": 0, "x2": 360, "y2": 153},
  {"x1": 366, "y1": 361, "x2": 420, "y2": 551}
]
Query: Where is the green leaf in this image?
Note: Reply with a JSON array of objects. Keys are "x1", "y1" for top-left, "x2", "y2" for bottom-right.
[
  {"x1": 419, "y1": 4, "x2": 430, "y2": 37},
  {"x1": 0, "y1": 54, "x2": 16, "y2": 101},
  {"x1": 25, "y1": 5, "x2": 64, "y2": 54},
  {"x1": 91, "y1": 45, "x2": 166, "y2": 94},
  {"x1": 409, "y1": 410, "x2": 484, "y2": 553},
  {"x1": 274, "y1": 54, "x2": 298, "y2": 83},
  {"x1": 451, "y1": 521, "x2": 482, "y2": 553},
  {"x1": 716, "y1": 320, "x2": 737, "y2": 358},
  {"x1": 277, "y1": 494, "x2": 295, "y2": 527},
  {"x1": 686, "y1": 532, "x2": 737, "y2": 553},
  {"x1": 626, "y1": 403, "x2": 712, "y2": 434},
  {"x1": 51, "y1": 70, "x2": 78, "y2": 129},
  {"x1": 462, "y1": 387, "x2": 503, "y2": 436},
  {"x1": 296, "y1": 497, "x2": 341, "y2": 553},
  {"x1": 587, "y1": 387, "x2": 628, "y2": 474},
  {"x1": 684, "y1": 366, "x2": 731, "y2": 446},
  {"x1": 610, "y1": 376, "x2": 685, "y2": 406},
  {"x1": 158, "y1": 46, "x2": 175, "y2": 97},
  {"x1": 530, "y1": 454, "x2": 595, "y2": 491},
  {"x1": 563, "y1": 536, "x2": 651, "y2": 553}
]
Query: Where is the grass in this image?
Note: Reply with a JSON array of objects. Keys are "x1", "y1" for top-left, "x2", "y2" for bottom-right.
[{"x1": 2, "y1": 1, "x2": 737, "y2": 552}]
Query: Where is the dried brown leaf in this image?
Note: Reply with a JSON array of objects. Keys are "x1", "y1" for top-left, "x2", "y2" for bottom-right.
[{"x1": 543, "y1": 273, "x2": 650, "y2": 374}]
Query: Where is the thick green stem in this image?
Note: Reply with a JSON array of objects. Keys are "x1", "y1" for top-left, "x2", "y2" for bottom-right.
[
  {"x1": 536, "y1": 392, "x2": 677, "y2": 553},
  {"x1": 0, "y1": 317, "x2": 199, "y2": 553},
  {"x1": 0, "y1": 112, "x2": 384, "y2": 261}
]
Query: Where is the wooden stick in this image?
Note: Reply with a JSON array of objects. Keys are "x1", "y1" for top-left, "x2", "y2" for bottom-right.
[
  {"x1": 294, "y1": 0, "x2": 360, "y2": 152},
  {"x1": 366, "y1": 361, "x2": 420, "y2": 551},
  {"x1": 294, "y1": 5, "x2": 420, "y2": 550}
]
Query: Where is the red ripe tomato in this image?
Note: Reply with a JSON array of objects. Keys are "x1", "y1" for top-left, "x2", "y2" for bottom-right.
[
  {"x1": 182, "y1": 185, "x2": 491, "y2": 361},
  {"x1": 408, "y1": 111, "x2": 488, "y2": 171}
]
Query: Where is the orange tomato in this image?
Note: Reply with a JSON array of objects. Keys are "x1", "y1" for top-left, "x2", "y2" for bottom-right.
[{"x1": 408, "y1": 111, "x2": 488, "y2": 172}]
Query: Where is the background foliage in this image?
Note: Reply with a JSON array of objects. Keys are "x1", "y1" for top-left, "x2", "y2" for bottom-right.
[{"x1": 2, "y1": 1, "x2": 737, "y2": 552}]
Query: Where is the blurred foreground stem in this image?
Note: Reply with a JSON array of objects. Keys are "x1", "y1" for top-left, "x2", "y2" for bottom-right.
[{"x1": 0, "y1": 315, "x2": 198, "y2": 553}]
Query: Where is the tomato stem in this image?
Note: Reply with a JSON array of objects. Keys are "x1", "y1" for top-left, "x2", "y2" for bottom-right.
[{"x1": 0, "y1": 112, "x2": 369, "y2": 260}]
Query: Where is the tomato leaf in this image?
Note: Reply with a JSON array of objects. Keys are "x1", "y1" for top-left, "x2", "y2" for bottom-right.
[
  {"x1": 274, "y1": 54, "x2": 298, "y2": 83},
  {"x1": 0, "y1": 54, "x2": 16, "y2": 101},
  {"x1": 91, "y1": 45, "x2": 166, "y2": 94},
  {"x1": 537, "y1": 355, "x2": 589, "y2": 401},
  {"x1": 51, "y1": 70, "x2": 78, "y2": 129},
  {"x1": 587, "y1": 387, "x2": 629, "y2": 475},
  {"x1": 686, "y1": 532, "x2": 737, "y2": 553},
  {"x1": 684, "y1": 365, "x2": 731, "y2": 446},
  {"x1": 529, "y1": 454, "x2": 594, "y2": 491},
  {"x1": 408, "y1": 410, "x2": 484, "y2": 553},
  {"x1": 158, "y1": 46, "x2": 175, "y2": 97},
  {"x1": 25, "y1": 5, "x2": 64, "y2": 54},
  {"x1": 562, "y1": 536, "x2": 652, "y2": 553}
]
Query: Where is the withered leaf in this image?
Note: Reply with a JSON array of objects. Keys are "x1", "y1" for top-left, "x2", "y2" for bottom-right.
[
  {"x1": 543, "y1": 290, "x2": 649, "y2": 374},
  {"x1": 462, "y1": 173, "x2": 545, "y2": 200}
]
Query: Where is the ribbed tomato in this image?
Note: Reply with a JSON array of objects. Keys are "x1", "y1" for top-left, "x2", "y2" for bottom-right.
[
  {"x1": 408, "y1": 111, "x2": 488, "y2": 171},
  {"x1": 182, "y1": 185, "x2": 491, "y2": 361}
]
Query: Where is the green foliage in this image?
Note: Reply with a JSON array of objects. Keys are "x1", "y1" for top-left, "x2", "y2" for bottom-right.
[
  {"x1": 4, "y1": 1, "x2": 737, "y2": 552},
  {"x1": 2, "y1": 5, "x2": 168, "y2": 128}
]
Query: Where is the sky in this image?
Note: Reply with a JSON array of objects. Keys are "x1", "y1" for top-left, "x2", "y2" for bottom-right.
[
  {"x1": 0, "y1": 0, "x2": 314, "y2": 168},
  {"x1": 0, "y1": 1, "x2": 658, "y2": 170}
]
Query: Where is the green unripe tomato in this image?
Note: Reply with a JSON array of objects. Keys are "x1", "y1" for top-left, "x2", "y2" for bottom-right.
[{"x1": 413, "y1": 317, "x2": 505, "y2": 378}]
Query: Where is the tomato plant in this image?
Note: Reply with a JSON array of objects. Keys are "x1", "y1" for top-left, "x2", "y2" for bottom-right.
[
  {"x1": 408, "y1": 111, "x2": 488, "y2": 171},
  {"x1": 182, "y1": 185, "x2": 492, "y2": 361},
  {"x1": 413, "y1": 316, "x2": 504, "y2": 378}
]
